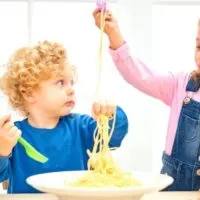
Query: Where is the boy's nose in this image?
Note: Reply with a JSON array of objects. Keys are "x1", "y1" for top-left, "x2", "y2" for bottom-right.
[{"x1": 66, "y1": 87, "x2": 74, "y2": 96}]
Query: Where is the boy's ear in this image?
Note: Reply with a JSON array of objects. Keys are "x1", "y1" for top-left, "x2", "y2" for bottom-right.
[{"x1": 20, "y1": 88, "x2": 37, "y2": 103}]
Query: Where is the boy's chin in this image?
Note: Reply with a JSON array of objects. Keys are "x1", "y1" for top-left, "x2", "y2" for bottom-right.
[
  {"x1": 59, "y1": 108, "x2": 74, "y2": 117},
  {"x1": 196, "y1": 61, "x2": 200, "y2": 68}
]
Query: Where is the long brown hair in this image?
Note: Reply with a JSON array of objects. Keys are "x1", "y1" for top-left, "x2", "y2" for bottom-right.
[
  {"x1": 191, "y1": 20, "x2": 200, "y2": 81},
  {"x1": 191, "y1": 69, "x2": 200, "y2": 80}
]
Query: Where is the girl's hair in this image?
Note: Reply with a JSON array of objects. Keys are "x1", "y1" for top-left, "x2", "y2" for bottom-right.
[
  {"x1": 191, "y1": 69, "x2": 200, "y2": 81},
  {"x1": 191, "y1": 20, "x2": 200, "y2": 81}
]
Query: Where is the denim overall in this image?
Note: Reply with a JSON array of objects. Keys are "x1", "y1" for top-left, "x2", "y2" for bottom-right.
[{"x1": 161, "y1": 78, "x2": 200, "y2": 191}]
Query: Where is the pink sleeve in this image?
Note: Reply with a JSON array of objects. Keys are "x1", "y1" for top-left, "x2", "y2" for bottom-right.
[{"x1": 109, "y1": 43, "x2": 178, "y2": 106}]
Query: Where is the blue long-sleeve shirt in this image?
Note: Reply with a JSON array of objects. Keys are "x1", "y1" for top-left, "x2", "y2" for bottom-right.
[{"x1": 0, "y1": 106, "x2": 128, "y2": 193}]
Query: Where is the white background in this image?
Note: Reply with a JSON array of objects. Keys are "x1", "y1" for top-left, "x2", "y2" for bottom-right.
[{"x1": 0, "y1": 0, "x2": 200, "y2": 193}]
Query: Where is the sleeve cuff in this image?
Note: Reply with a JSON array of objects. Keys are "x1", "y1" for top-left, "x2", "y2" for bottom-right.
[{"x1": 109, "y1": 42, "x2": 130, "y2": 61}]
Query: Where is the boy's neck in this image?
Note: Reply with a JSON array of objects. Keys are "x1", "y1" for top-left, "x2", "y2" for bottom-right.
[{"x1": 27, "y1": 112, "x2": 60, "y2": 129}]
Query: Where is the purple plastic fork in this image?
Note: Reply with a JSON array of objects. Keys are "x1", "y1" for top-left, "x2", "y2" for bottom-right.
[{"x1": 96, "y1": 0, "x2": 106, "y2": 12}]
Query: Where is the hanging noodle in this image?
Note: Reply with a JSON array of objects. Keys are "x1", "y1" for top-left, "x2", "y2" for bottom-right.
[{"x1": 69, "y1": 2, "x2": 141, "y2": 188}]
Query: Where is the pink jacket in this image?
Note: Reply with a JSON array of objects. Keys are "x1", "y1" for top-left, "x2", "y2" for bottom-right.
[{"x1": 109, "y1": 43, "x2": 197, "y2": 155}]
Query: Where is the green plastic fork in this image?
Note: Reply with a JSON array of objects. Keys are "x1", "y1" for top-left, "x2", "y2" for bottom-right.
[{"x1": 18, "y1": 137, "x2": 48, "y2": 163}]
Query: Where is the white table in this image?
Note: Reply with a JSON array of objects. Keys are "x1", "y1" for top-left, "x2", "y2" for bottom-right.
[{"x1": 0, "y1": 194, "x2": 59, "y2": 200}]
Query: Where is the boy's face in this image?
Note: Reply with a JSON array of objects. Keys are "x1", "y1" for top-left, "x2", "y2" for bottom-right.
[{"x1": 31, "y1": 68, "x2": 76, "y2": 117}]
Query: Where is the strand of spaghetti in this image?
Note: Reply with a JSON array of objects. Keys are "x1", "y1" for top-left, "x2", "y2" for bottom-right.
[
  {"x1": 95, "y1": 9, "x2": 106, "y2": 100},
  {"x1": 99, "y1": 116, "x2": 105, "y2": 153},
  {"x1": 108, "y1": 111, "x2": 116, "y2": 141},
  {"x1": 92, "y1": 126, "x2": 100, "y2": 153}
]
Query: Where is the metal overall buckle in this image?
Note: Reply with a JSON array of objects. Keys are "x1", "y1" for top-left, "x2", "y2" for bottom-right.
[{"x1": 183, "y1": 97, "x2": 191, "y2": 104}]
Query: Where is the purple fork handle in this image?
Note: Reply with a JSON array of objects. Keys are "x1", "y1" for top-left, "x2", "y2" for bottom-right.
[{"x1": 96, "y1": 0, "x2": 106, "y2": 11}]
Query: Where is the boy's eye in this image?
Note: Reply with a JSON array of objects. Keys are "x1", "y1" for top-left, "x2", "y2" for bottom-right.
[
  {"x1": 57, "y1": 80, "x2": 65, "y2": 85},
  {"x1": 55, "y1": 78, "x2": 75, "y2": 87}
]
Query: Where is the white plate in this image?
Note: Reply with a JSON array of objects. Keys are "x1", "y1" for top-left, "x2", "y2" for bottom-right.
[{"x1": 26, "y1": 171, "x2": 173, "y2": 200}]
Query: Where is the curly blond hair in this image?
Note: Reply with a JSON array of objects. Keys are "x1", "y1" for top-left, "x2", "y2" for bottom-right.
[{"x1": 1, "y1": 41, "x2": 76, "y2": 116}]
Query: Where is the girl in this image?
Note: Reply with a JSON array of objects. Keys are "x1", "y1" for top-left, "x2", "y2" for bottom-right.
[{"x1": 93, "y1": 8, "x2": 200, "y2": 191}]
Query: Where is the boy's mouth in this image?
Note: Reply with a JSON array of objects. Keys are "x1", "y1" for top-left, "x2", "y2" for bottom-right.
[{"x1": 65, "y1": 101, "x2": 75, "y2": 107}]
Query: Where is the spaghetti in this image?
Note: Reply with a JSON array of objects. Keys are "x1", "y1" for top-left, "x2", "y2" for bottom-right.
[{"x1": 69, "y1": 1, "x2": 141, "y2": 188}]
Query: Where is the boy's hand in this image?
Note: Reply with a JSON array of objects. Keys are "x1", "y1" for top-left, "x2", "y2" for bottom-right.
[
  {"x1": 0, "y1": 115, "x2": 21, "y2": 157},
  {"x1": 92, "y1": 102, "x2": 115, "y2": 120},
  {"x1": 93, "y1": 8, "x2": 124, "y2": 49}
]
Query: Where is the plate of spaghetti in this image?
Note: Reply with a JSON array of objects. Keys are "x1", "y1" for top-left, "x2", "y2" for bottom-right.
[{"x1": 26, "y1": 170, "x2": 173, "y2": 200}]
